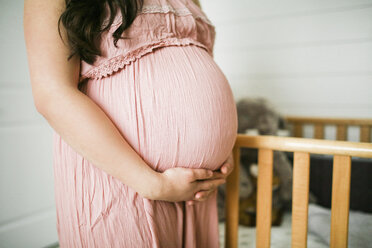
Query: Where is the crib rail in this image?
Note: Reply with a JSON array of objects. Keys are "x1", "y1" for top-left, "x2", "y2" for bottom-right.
[
  {"x1": 284, "y1": 116, "x2": 372, "y2": 142},
  {"x1": 225, "y1": 134, "x2": 372, "y2": 248}
]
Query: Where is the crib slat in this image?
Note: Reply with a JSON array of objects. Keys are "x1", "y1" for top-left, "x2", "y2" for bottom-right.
[
  {"x1": 360, "y1": 125, "x2": 370, "y2": 142},
  {"x1": 256, "y1": 148, "x2": 274, "y2": 248},
  {"x1": 336, "y1": 125, "x2": 347, "y2": 141},
  {"x1": 330, "y1": 155, "x2": 351, "y2": 248},
  {"x1": 314, "y1": 124, "x2": 324, "y2": 139},
  {"x1": 225, "y1": 145, "x2": 241, "y2": 248},
  {"x1": 293, "y1": 123, "x2": 303, "y2": 137},
  {"x1": 291, "y1": 152, "x2": 310, "y2": 248}
]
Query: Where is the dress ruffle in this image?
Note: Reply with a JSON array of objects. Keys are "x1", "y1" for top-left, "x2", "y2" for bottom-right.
[
  {"x1": 81, "y1": 38, "x2": 211, "y2": 80},
  {"x1": 79, "y1": 0, "x2": 216, "y2": 82}
]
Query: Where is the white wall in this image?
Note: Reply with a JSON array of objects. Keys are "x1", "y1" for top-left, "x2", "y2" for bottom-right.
[
  {"x1": 0, "y1": 0, "x2": 371, "y2": 247},
  {"x1": 0, "y1": 0, "x2": 58, "y2": 247},
  {"x1": 201, "y1": 0, "x2": 372, "y2": 141},
  {"x1": 202, "y1": 0, "x2": 372, "y2": 120}
]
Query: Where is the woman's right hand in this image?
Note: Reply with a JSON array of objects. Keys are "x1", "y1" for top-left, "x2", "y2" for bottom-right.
[{"x1": 152, "y1": 167, "x2": 226, "y2": 203}]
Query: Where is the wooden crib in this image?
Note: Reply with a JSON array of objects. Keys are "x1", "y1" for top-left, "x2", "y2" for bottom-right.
[
  {"x1": 224, "y1": 116, "x2": 372, "y2": 248},
  {"x1": 284, "y1": 116, "x2": 372, "y2": 142}
]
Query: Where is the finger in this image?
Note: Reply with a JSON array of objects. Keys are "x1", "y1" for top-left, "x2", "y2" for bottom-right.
[
  {"x1": 221, "y1": 163, "x2": 233, "y2": 174},
  {"x1": 195, "y1": 190, "x2": 208, "y2": 199},
  {"x1": 189, "y1": 168, "x2": 213, "y2": 181},
  {"x1": 198, "y1": 178, "x2": 226, "y2": 191},
  {"x1": 208, "y1": 171, "x2": 226, "y2": 180},
  {"x1": 186, "y1": 200, "x2": 195, "y2": 206},
  {"x1": 195, "y1": 190, "x2": 212, "y2": 199},
  {"x1": 221, "y1": 163, "x2": 229, "y2": 174},
  {"x1": 195, "y1": 189, "x2": 217, "y2": 201},
  {"x1": 223, "y1": 159, "x2": 235, "y2": 174}
]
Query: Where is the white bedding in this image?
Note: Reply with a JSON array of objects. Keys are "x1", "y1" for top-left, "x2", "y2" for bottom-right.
[{"x1": 218, "y1": 203, "x2": 372, "y2": 248}]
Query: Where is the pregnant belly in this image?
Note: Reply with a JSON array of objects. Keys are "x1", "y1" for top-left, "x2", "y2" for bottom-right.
[{"x1": 83, "y1": 44, "x2": 238, "y2": 172}]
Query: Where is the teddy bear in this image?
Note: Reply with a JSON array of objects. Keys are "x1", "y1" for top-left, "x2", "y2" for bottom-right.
[{"x1": 217, "y1": 97, "x2": 316, "y2": 226}]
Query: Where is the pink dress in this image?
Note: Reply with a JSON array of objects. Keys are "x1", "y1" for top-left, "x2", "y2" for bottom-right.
[{"x1": 52, "y1": 0, "x2": 238, "y2": 247}]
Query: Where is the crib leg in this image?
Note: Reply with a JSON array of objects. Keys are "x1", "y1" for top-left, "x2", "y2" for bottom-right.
[
  {"x1": 330, "y1": 155, "x2": 351, "y2": 248},
  {"x1": 256, "y1": 148, "x2": 273, "y2": 248}
]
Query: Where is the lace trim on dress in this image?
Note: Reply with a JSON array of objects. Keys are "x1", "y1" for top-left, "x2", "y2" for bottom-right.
[{"x1": 80, "y1": 37, "x2": 211, "y2": 81}]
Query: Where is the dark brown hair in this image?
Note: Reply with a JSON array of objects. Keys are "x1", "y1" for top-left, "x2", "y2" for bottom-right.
[{"x1": 58, "y1": 0, "x2": 144, "y2": 65}]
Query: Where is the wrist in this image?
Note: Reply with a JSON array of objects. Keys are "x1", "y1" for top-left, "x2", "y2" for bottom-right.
[{"x1": 139, "y1": 170, "x2": 164, "y2": 200}]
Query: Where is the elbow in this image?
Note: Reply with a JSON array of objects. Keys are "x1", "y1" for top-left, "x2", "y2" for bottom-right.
[
  {"x1": 32, "y1": 87, "x2": 55, "y2": 117},
  {"x1": 33, "y1": 84, "x2": 77, "y2": 117},
  {"x1": 34, "y1": 94, "x2": 50, "y2": 117},
  {"x1": 31, "y1": 80, "x2": 78, "y2": 116}
]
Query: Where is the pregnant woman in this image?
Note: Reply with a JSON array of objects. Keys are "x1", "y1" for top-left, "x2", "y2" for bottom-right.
[{"x1": 24, "y1": 0, "x2": 238, "y2": 247}]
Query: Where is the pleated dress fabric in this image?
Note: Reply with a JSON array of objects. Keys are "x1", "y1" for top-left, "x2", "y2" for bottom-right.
[{"x1": 52, "y1": 0, "x2": 238, "y2": 247}]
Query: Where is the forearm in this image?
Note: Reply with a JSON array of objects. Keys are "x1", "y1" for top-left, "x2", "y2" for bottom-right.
[{"x1": 36, "y1": 85, "x2": 161, "y2": 199}]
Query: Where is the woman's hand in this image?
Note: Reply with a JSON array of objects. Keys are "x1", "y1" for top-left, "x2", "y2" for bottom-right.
[
  {"x1": 186, "y1": 152, "x2": 235, "y2": 206},
  {"x1": 152, "y1": 167, "x2": 226, "y2": 202}
]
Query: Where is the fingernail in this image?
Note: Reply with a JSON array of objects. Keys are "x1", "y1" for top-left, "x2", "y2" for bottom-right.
[{"x1": 196, "y1": 194, "x2": 201, "y2": 199}]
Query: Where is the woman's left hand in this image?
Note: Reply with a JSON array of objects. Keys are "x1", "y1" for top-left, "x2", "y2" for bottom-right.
[{"x1": 186, "y1": 151, "x2": 235, "y2": 206}]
